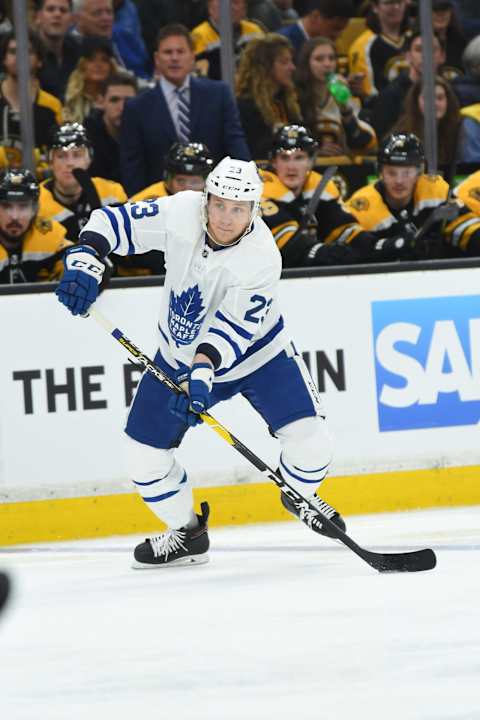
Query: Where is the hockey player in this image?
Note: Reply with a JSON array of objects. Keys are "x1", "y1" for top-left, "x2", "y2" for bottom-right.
[
  {"x1": 39, "y1": 122, "x2": 127, "y2": 240},
  {"x1": 260, "y1": 124, "x2": 372, "y2": 266},
  {"x1": 344, "y1": 134, "x2": 480, "y2": 259},
  {"x1": 131, "y1": 142, "x2": 214, "y2": 202},
  {"x1": 0, "y1": 169, "x2": 71, "y2": 284},
  {"x1": 55, "y1": 157, "x2": 346, "y2": 568}
]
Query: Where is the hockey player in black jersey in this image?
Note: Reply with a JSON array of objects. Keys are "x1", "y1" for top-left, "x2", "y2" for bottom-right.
[
  {"x1": 259, "y1": 124, "x2": 372, "y2": 267},
  {"x1": 345, "y1": 133, "x2": 480, "y2": 259}
]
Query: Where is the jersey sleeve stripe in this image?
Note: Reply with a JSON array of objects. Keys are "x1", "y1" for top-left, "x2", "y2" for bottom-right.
[
  {"x1": 117, "y1": 204, "x2": 135, "y2": 255},
  {"x1": 215, "y1": 316, "x2": 284, "y2": 377},
  {"x1": 101, "y1": 207, "x2": 121, "y2": 252},
  {"x1": 207, "y1": 328, "x2": 242, "y2": 359},
  {"x1": 215, "y1": 310, "x2": 254, "y2": 340}
]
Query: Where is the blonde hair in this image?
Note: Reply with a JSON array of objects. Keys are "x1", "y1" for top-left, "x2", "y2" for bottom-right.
[
  {"x1": 236, "y1": 34, "x2": 301, "y2": 129},
  {"x1": 64, "y1": 55, "x2": 118, "y2": 124}
]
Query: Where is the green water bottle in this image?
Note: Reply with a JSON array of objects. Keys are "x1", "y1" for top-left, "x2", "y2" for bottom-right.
[{"x1": 327, "y1": 74, "x2": 351, "y2": 106}]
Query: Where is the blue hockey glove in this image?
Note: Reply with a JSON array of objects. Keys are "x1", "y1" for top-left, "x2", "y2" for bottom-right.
[
  {"x1": 56, "y1": 245, "x2": 105, "y2": 316},
  {"x1": 167, "y1": 363, "x2": 214, "y2": 426}
]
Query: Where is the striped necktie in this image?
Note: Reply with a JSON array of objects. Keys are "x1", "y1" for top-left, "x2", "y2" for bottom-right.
[{"x1": 176, "y1": 87, "x2": 190, "y2": 143}]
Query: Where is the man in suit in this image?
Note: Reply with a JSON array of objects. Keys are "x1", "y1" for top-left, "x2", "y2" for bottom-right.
[{"x1": 119, "y1": 23, "x2": 251, "y2": 196}]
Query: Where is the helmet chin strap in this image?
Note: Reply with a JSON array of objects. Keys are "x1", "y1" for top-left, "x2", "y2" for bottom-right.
[{"x1": 205, "y1": 225, "x2": 244, "y2": 248}]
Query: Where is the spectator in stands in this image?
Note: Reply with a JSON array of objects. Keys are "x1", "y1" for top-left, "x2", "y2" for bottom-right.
[
  {"x1": 112, "y1": 0, "x2": 150, "y2": 78},
  {"x1": 454, "y1": 0, "x2": 480, "y2": 42},
  {"x1": 0, "y1": 30, "x2": 62, "y2": 173},
  {"x1": 248, "y1": 0, "x2": 283, "y2": 31},
  {"x1": 344, "y1": 133, "x2": 480, "y2": 259},
  {"x1": 278, "y1": 0, "x2": 353, "y2": 58},
  {"x1": 0, "y1": 1, "x2": 12, "y2": 34},
  {"x1": 260, "y1": 124, "x2": 371, "y2": 266},
  {"x1": 191, "y1": 0, "x2": 264, "y2": 80},
  {"x1": 39, "y1": 122, "x2": 126, "y2": 240},
  {"x1": 0, "y1": 168, "x2": 71, "y2": 284},
  {"x1": 393, "y1": 76, "x2": 462, "y2": 169},
  {"x1": 349, "y1": 0, "x2": 410, "y2": 101},
  {"x1": 63, "y1": 35, "x2": 118, "y2": 124},
  {"x1": 73, "y1": 0, "x2": 149, "y2": 78},
  {"x1": 452, "y1": 35, "x2": 480, "y2": 108},
  {"x1": 459, "y1": 103, "x2": 480, "y2": 163},
  {"x1": 35, "y1": 0, "x2": 81, "y2": 102},
  {"x1": 295, "y1": 37, "x2": 376, "y2": 157},
  {"x1": 135, "y1": 0, "x2": 207, "y2": 62},
  {"x1": 432, "y1": 0, "x2": 466, "y2": 79},
  {"x1": 369, "y1": 30, "x2": 445, "y2": 140},
  {"x1": 455, "y1": 169, "x2": 480, "y2": 213},
  {"x1": 85, "y1": 71, "x2": 137, "y2": 182},
  {"x1": 131, "y1": 141, "x2": 213, "y2": 201},
  {"x1": 120, "y1": 24, "x2": 250, "y2": 196},
  {"x1": 236, "y1": 33, "x2": 301, "y2": 159}
]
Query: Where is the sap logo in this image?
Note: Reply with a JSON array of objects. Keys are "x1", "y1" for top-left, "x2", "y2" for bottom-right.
[{"x1": 372, "y1": 296, "x2": 480, "y2": 431}]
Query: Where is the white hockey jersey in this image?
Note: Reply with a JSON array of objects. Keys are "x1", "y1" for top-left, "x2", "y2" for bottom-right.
[{"x1": 81, "y1": 191, "x2": 290, "y2": 382}]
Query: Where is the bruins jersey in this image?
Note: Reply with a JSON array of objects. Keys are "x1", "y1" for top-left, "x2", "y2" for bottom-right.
[
  {"x1": 0, "y1": 216, "x2": 71, "y2": 284},
  {"x1": 39, "y1": 176, "x2": 127, "y2": 240},
  {"x1": 191, "y1": 19, "x2": 264, "y2": 79},
  {"x1": 348, "y1": 29, "x2": 408, "y2": 97},
  {"x1": 455, "y1": 170, "x2": 480, "y2": 216},
  {"x1": 130, "y1": 181, "x2": 169, "y2": 202},
  {"x1": 260, "y1": 169, "x2": 368, "y2": 267},
  {"x1": 345, "y1": 175, "x2": 480, "y2": 257}
]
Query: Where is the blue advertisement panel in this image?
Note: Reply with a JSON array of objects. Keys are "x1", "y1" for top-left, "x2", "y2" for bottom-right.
[{"x1": 372, "y1": 295, "x2": 480, "y2": 432}]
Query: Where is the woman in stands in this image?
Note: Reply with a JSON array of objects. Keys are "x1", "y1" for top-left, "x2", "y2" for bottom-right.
[
  {"x1": 393, "y1": 75, "x2": 463, "y2": 170},
  {"x1": 64, "y1": 36, "x2": 119, "y2": 124},
  {"x1": 236, "y1": 33, "x2": 302, "y2": 160},
  {"x1": 295, "y1": 36, "x2": 377, "y2": 158}
]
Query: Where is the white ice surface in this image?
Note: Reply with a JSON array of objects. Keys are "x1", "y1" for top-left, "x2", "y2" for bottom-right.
[{"x1": 1, "y1": 506, "x2": 480, "y2": 720}]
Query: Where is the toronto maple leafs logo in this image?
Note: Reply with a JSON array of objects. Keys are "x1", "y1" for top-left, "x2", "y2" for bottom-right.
[{"x1": 168, "y1": 285, "x2": 206, "y2": 346}]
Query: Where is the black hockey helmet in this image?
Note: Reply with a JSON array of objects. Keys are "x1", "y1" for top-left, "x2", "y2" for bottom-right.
[
  {"x1": 49, "y1": 122, "x2": 93, "y2": 156},
  {"x1": 270, "y1": 124, "x2": 318, "y2": 158},
  {"x1": 164, "y1": 142, "x2": 214, "y2": 178},
  {"x1": 378, "y1": 133, "x2": 425, "y2": 167},
  {"x1": 0, "y1": 168, "x2": 39, "y2": 203}
]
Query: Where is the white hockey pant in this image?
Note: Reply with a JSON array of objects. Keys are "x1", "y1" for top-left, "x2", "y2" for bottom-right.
[
  {"x1": 276, "y1": 416, "x2": 333, "y2": 498},
  {"x1": 125, "y1": 436, "x2": 194, "y2": 529}
]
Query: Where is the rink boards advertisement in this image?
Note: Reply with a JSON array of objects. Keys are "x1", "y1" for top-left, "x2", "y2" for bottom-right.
[{"x1": 1, "y1": 265, "x2": 479, "y2": 503}]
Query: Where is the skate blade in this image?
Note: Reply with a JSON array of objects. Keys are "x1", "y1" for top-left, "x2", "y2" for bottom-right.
[{"x1": 131, "y1": 553, "x2": 209, "y2": 569}]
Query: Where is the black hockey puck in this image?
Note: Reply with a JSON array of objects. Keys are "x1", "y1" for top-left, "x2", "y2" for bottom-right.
[{"x1": 0, "y1": 571, "x2": 11, "y2": 614}]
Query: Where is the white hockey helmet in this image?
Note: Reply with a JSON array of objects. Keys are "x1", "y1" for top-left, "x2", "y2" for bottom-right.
[{"x1": 202, "y1": 157, "x2": 263, "y2": 244}]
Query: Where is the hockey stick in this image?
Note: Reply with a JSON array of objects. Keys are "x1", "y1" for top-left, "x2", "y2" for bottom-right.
[
  {"x1": 89, "y1": 308, "x2": 436, "y2": 574},
  {"x1": 413, "y1": 202, "x2": 459, "y2": 244},
  {"x1": 303, "y1": 164, "x2": 339, "y2": 224}
]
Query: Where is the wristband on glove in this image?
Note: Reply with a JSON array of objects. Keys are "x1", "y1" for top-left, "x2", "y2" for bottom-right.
[{"x1": 189, "y1": 362, "x2": 214, "y2": 414}]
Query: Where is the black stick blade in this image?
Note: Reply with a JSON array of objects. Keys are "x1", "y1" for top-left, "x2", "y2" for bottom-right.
[{"x1": 362, "y1": 548, "x2": 437, "y2": 573}]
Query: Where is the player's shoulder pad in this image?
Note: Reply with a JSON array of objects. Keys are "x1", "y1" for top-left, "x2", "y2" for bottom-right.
[
  {"x1": 260, "y1": 198, "x2": 279, "y2": 216},
  {"x1": 27, "y1": 216, "x2": 68, "y2": 249},
  {"x1": 345, "y1": 183, "x2": 378, "y2": 212},
  {"x1": 130, "y1": 181, "x2": 168, "y2": 202},
  {"x1": 93, "y1": 177, "x2": 128, "y2": 202},
  {"x1": 415, "y1": 173, "x2": 448, "y2": 201}
]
